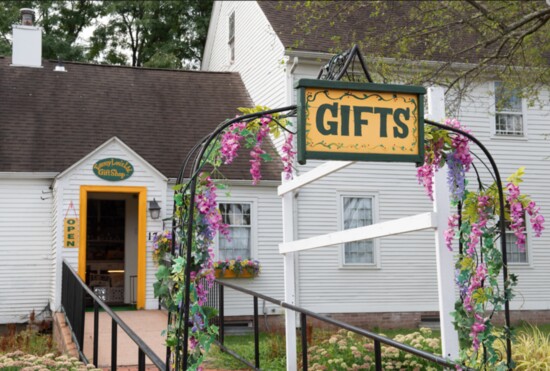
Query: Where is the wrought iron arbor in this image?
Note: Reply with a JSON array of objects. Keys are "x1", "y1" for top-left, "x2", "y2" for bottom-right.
[{"x1": 168, "y1": 46, "x2": 513, "y2": 370}]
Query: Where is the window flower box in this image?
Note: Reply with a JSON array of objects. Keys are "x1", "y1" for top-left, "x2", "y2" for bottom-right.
[{"x1": 213, "y1": 258, "x2": 260, "y2": 279}]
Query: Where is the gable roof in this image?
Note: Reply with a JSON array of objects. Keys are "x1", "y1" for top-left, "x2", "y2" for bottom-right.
[
  {"x1": 0, "y1": 57, "x2": 282, "y2": 181},
  {"x1": 55, "y1": 136, "x2": 168, "y2": 181}
]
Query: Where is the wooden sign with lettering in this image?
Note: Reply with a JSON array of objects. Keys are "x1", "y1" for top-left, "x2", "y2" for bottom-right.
[
  {"x1": 93, "y1": 158, "x2": 134, "y2": 181},
  {"x1": 64, "y1": 218, "x2": 79, "y2": 248},
  {"x1": 296, "y1": 79, "x2": 425, "y2": 164}
]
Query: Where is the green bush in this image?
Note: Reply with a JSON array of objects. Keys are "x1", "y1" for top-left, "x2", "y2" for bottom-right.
[
  {"x1": 308, "y1": 328, "x2": 443, "y2": 371},
  {"x1": 0, "y1": 351, "x2": 101, "y2": 370}
]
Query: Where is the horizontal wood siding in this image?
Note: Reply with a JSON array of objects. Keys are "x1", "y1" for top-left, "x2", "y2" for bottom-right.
[
  {"x1": 291, "y1": 66, "x2": 550, "y2": 313},
  {"x1": 213, "y1": 185, "x2": 283, "y2": 316},
  {"x1": 0, "y1": 178, "x2": 53, "y2": 323},
  {"x1": 203, "y1": 1, "x2": 289, "y2": 152},
  {"x1": 204, "y1": 1, "x2": 287, "y2": 109},
  {"x1": 453, "y1": 84, "x2": 550, "y2": 310}
]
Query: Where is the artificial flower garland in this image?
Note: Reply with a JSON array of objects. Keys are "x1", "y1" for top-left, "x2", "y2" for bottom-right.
[
  {"x1": 419, "y1": 119, "x2": 544, "y2": 369},
  {"x1": 155, "y1": 110, "x2": 543, "y2": 370},
  {"x1": 154, "y1": 107, "x2": 292, "y2": 370}
]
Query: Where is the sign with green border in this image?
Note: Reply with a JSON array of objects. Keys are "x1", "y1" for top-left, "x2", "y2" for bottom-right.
[
  {"x1": 93, "y1": 158, "x2": 134, "y2": 181},
  {"x1": 296, "y1": 79, "x2": 426, "y2": 165}
]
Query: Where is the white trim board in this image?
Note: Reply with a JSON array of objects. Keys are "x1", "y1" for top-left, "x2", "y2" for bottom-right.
[{"x1": 279, "y1": 212, "x2": 437, "y2": 254}]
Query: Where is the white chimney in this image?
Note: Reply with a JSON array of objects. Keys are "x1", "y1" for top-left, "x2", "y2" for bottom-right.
[{"x1": 11, "y1": 8, "x2": 42, "y2": 68}]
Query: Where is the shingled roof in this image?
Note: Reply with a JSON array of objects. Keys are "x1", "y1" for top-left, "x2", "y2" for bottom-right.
[
  {"x1": 0, "y1": 57, "x2": 282, "y2": 181},
  {"x1": 258, "y1": 1, "x2": 550, "y2": 65}
]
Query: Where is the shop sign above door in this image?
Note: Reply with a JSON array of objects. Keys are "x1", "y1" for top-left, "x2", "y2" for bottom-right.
[
  {"x1": 296, "y1": 79, "x2": 426, "y2": 164},
  {"x1": 93, "y1": 158, "x2": 134, "y2": 181}
]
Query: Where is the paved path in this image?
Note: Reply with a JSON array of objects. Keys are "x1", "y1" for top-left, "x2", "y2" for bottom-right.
[{"x1": 83, "y1": 310, "x2": 168, "y2": 368}]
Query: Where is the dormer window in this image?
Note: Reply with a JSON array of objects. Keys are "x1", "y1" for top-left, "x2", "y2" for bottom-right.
[{"x1": 228, "y1": 11, "x2": 235, "y2": 64}]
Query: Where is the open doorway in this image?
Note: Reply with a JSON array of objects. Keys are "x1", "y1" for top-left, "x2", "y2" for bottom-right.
[{"x1": 85, "y1": 194, "x2": 138, "y2": 307}]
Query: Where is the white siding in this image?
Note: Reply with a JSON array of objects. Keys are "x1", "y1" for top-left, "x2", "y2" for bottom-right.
[
  {"x1": 49, "y1": 180, "x2": 61, "y2": 310},
  {"x1": 55, "y1": 139, "x2": 167, "y2": 310},
  {"x1": 161, "y1": 182, "x2": 284, "y2": 316},
  {"x1": 214, "y1": 184, "x2": 284, "y2": 316},
  {"x1": 452, "y1": 84, "x2": 550, "y2": 310},
  {"x1": 203, "y1": 1, "x2": 289, "y2": 124},
  {"x1": 0, "y1": 178, "x2": 53, "y2": 323}
]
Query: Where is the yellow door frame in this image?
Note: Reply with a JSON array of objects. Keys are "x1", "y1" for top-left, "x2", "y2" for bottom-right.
[{"x1": 79, "y1": 185, "x2": 147, "y2": 309}]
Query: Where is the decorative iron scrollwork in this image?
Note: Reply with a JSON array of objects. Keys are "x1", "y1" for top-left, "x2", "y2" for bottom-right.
[{"x1": 317, "y1": 44, "x2": 373, "y2": 83}]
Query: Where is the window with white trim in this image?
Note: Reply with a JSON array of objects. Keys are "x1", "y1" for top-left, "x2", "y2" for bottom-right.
[
  {"x1": 218, "y1": 202, "x2": 251, "y2": 260},
  {"x1": 495, "y1": 81, "x2": 523, "y2": 136},
  {"x1": 506, "y1": 216, "x2": 528, "y2": 264},
  {"x1": 228, "y1": 11, "x2": 235, "y2": 64},
  {"x1": 342, "y1": 196, "x2": 375, "y2": 264}
]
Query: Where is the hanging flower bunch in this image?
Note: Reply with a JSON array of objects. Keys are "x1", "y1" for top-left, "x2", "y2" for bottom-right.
[
  {"x1": 152, "y1": 230, "x2": 172, "y2": 266},
  {"x1": 153, "y1": 106, "x2": 293, "y2": 370},
  {"x1": 420, "y1": 119, "x2": 544, "y2": 369}
]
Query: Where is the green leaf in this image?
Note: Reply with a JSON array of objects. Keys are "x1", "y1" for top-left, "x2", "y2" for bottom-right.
[
  {"x1": 260, "y1": 153, "x2": 272, "y2": 162},
  {"x1": 506, "y1": 167, "x2": 525, "y2": 185}
]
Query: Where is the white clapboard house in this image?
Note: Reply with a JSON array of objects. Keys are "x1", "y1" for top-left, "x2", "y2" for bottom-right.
[
  {"x1": 202, "y1": 0, "x2": 550, "y2": 328},
  {"x1": 0, "y1": 17, "x2": 287, "y2": 324}
]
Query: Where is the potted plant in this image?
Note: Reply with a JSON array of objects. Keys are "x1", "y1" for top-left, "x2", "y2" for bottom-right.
[{"x1": 213, "y1": 257, "x2": 260, "y2": 278}]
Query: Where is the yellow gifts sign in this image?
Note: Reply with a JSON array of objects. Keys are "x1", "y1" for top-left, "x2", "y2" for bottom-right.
[
  {"x1": 296, "y1": 79, "x2": 425, "y2": 164},
  {"x1": 64, "y1": 218, "x2": 79, "y2": 248}
]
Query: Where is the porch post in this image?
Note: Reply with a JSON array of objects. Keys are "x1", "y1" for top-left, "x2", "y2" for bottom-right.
[
  {"x1": 427, "y1": 86, "x2": 460, "y2": 360},
  {"x1": 282, "y1": 174, "x2": 297, "y2": 371}
]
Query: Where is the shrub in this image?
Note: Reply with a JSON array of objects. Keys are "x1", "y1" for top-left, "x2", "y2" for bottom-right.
[
  {"x1": 0, "y1": 351, "x2": 101, "y2": 370},
  {"x1": 507, "y1": 325, "x2": 550, "y2": 370},
  {"x1": 307, "y1": 328, "x2": 444, "y2": 371}
]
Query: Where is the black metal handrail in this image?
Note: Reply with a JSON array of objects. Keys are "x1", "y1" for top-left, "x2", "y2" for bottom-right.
[
  {"x1": 61, "y1": 260, "x2": 166, "y2": 370},
  {"x1": 209, "y1": 279, "x2": 465, "y2": 371}
]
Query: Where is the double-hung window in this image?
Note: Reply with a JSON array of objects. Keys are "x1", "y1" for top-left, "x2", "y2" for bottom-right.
[
  {"x1": 218, "y1": 202, "x2": 251, "y2": 260},
  {"x1": 342, "y1": 196, "x2": 376, "y2": 265},
  {"x1": 494, "y1": 81, "x2": 523, "y2": 137},
  {"x1": 228, "y1": 12, "x2": 235, "y2": 64},
  {"x1": 506, "y1": 216, "x2": 528, "y2": 264}
]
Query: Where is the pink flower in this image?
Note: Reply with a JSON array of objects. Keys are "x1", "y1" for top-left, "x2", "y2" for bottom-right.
[
  {"x1": 189, "y1": 336, "x2": 199, "y2": 350},
  {"x1": 220, "y1": 122, "x2": 246, "y2": 164},
  {"x1": 281, "y1": 134, "x2": 296, "y2": 180},
  {"x1": 249, "y1": 117, "x2": 271, "y2": 185},
  {"x1": 417, "y1": 162, "x2": 435, "y2": 200},
  {"x1": 445, "y1": 214, "x2": 459, "y2": 251}
]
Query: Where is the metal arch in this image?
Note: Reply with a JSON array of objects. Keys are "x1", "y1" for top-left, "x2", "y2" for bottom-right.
[
  {"x1": 171, "y1": 106, "x2": 297, "y2": 370},
  {"x1": 425, "y1": 118, "x2": 513, "y2": 369},
  {"x1": 318, "y1": 45, "x2": 512, "y2": 367},
  {"x1": 168, "y1": 45, "x2": 513, "y2": 369}
]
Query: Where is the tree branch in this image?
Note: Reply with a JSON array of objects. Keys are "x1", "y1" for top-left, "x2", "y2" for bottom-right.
[{"x1": 464, "y1": 0, "x2": 508, "y2": 33}]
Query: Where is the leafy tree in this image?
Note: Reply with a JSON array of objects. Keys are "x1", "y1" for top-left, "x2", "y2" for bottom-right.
[
  {"x1": 0, "y1": 0, "x2": 213, "y2": 69},
  {"x1": 0, "y1": 0, "x2": 101, "y2": 62},
  {"x1": 288, "y1": 1, "x2": 550, "y2": 107},
  {"x1": 88, "y1": 0, "x2": 213, "y2": 68}
]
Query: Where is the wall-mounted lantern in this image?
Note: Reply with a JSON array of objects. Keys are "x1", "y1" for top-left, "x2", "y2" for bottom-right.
[{"x1": 149, "y1": 198, "x2": 161, "y2": 220}]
